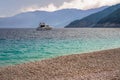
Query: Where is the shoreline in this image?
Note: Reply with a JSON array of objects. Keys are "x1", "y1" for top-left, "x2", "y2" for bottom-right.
[
  {"x1": 0, "y1": 48, "x2": 120, "y2": 80},
  {"x1": 0, "y1": 47, "x2": 119, "y2": 68}
]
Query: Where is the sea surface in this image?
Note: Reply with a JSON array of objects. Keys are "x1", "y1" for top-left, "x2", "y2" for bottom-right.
[{"x1": 0, "y1": 28, "x2": 120, "y2": 66}]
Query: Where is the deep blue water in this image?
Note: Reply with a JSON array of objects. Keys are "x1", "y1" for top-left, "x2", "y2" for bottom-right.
[{"x1": 0, "y1": 28, "x2": 120, "y2": 66}]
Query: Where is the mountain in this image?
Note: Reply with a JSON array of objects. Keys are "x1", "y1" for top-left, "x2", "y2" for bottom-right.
[
  {"x1": 65, "y1": 4, "x2": 120, "y2": 28},
  {"x1": 94, "y1": 8, "x2": 120, "y2": 27},
  {"x1": 0, "y1": 7, "x2": 107, "y2": 28}
]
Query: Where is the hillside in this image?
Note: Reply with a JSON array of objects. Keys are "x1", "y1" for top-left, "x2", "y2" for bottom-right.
[
  {"x1": 65, "y1": 4, "x2": 120, "y2": 28},
  {"x1": 94, "y1": 8, "x2": 120, "y2": 27}
]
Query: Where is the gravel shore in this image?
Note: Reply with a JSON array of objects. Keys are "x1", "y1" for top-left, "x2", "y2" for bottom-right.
[{"x1": 0, "y1": 48, "x2": 120, "y2": 80}]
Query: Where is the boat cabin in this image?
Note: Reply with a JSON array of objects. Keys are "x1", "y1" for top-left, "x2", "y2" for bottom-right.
[{"x1": 36, "y1": 22, "x2": 52, "y2": 31}]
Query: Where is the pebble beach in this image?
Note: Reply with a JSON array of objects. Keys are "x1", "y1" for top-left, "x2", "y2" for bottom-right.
[{"x1": 0, "y1": 48, "x2": 120, "y2": 80}]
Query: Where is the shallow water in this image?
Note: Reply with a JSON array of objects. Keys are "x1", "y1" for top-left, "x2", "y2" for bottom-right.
[{"x1": 0, "y1": 28, "x2": 120, "y2": 66}]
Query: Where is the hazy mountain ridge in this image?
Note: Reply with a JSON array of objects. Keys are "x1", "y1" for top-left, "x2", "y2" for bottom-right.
[
  {"x1": 0, "y1": 7, "x2": 107, "y2": 28},
  {"x1": 65, "y1": 4, "x2": 120, "y2": 28}
]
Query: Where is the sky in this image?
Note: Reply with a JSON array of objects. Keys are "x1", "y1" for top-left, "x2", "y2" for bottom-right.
[{"x1": 0, "y1": 0, "x2": 120, "y2": 17}]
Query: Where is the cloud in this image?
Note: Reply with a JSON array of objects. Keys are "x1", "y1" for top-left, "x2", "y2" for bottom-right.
[
  {"x1": 21, "y1": 0, "x2": 120, "y2": 12},
  {"x1": 0, "y1": 0, "x2": 120, "y2": 17},
  {"x1": 21, "y1": 4, "x2": 58, "y2": 12},
  {"x1": 21, "y1": 5, "x2": 41, "y2": 12}
]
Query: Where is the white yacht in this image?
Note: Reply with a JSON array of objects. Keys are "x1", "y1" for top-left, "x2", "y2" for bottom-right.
[{"x1": 36, "y1": 23, "x2": 52, "y2": 31}]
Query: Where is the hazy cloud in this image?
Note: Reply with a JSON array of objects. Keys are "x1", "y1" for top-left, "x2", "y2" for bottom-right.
[
  {"x1": 0, "y1": 0, "x2": 71, "y2": 17},
  {"x1": 0, "y1": 0, "x2": 120, "y2": 17},
  {"x1": 21, "y1": 0, "x2": 120, "y2": 12}
]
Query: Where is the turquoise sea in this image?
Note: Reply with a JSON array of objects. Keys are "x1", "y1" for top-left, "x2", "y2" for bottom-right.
[{"x1": 0, "y1": 28, "x2": 120, "y2": 66}]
